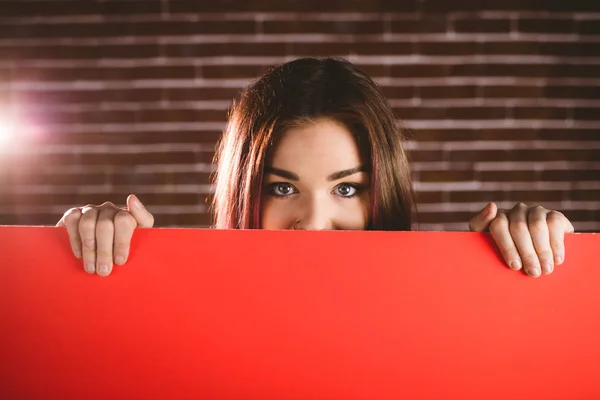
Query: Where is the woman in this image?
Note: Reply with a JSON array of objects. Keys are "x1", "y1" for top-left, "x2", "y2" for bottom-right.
[{"x1": 57, "y1": 57, "x2": 574, "y2": 278}]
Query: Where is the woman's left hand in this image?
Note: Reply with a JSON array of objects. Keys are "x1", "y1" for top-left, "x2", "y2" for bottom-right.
[{"x1": 469, "y1": 202, "x2": 575, "y2": 278}]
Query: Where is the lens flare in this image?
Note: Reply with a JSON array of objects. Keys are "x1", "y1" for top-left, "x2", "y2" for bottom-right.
[{"x1": 0, "y1": 117, "x2": 14, "y2": 148}]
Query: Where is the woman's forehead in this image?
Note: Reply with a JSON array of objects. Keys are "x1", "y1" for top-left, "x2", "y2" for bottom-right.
[
  {"x1": 270, "y1": 118, "x2": 362, "y2": 159},
  {"x1": 266, "y1": 118, "x2": 368, "y2": 181}
]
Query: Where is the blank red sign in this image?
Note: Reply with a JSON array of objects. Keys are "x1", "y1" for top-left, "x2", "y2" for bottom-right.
[{"x1": 0, "y1": 227, "x2": 599, "y2": 399}]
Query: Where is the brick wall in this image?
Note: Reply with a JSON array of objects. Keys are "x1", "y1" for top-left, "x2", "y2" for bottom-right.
[{"x1": 0, "y1": 0, "x2": 599, "y2": 231}]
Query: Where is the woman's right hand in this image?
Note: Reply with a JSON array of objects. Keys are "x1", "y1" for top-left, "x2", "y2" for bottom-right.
[{"x1": 56, "y1": 194, "x2": 154, "y2": 277}]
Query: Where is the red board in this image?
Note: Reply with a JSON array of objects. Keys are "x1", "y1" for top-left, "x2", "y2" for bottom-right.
[{"x1": 0, "y1": 226, "x2": 599, "y2": 399}]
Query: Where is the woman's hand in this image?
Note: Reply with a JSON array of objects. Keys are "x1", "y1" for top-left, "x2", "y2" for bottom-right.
[
  {"x1": 469, "y1": 202, "x2": 574, "y2": 278},
  {"x1": 56, "y1": 194, "x2": 154, "y2": 277}
]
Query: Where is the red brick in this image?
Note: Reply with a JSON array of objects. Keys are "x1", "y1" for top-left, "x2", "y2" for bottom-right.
[
  {"x1": 407, "y1": 150, "x2": 445, "y2": 162},
  {"x1": 540, "y1": 170, "x2": 600, "y2": 181},
  {"x1": 419, "y1": 85, "x2": 478, "y2": 98},
  {"x1": 452, "y1": 64, "x2": 600, "y2": 78},
  {"x1": 390, "y1": 16, "x2": 447, "y2": 33},
  {"x1": 291, "y1": 42, "x2": 415, "y2": 56},
  {"x1": 0, "y1": 21, "x2": 136, "y2": 39},
  {"x1": 262, "y1": 20, "x2": 384, "y2": 35},
  {"x1": 417, "y1": 41, "x2": 477, "y2": 55},
  {"x1": 573, "y1": 108, "x2": 600, "y2": 120},
  {"x1": 43, "y1": 131, "x2": 223, "y2": 146},
  {"x1": 135, "y1": 20, "x2": 256, "y2": 35},
  {"x1": 201, "y1": 64, "x2": 271, "y2": 79},
  {"x1": 480, "y1": 170, "x2": 539, "y2": 182},
  {"x1": 545, "y1": 86, "x2": 600, "y2": 99},
  {"x1": 416, "y1": 211, "x2": 474, "y2": 224},
  {"x1": 165, "y1": 87, "x2": 241, "y2": 102},
  {"x1": 422, "y1": 0, "x2": 599, "y2": 12},
  {"x1": 137, "y1": 108, "x2": 227, "y2": 123},
  {"x1": 540, "y1": 42, "x2": 600, "y2": 57},
  {"x1": 477, "y1": 41, "x2": 541, "y2": 55},
  {"x1": 164, "y1": 42, "x2": 287, "y2": 58},
  {"x1": 379, "y1": 85, "x2": 417, "y2": 99},
  {"x1": 390, "y1": 64, "x2": 451, "y2": 78},
  {"x1": 577, "y1": 20, "x2": 600, "y2": 35},
  {"x1": 517, "y1": 18, "x2": 575, "y2": 34},
  {"x1": 111, "y1": 172, "x2": 211, "y2": 186},
  {"x1": 482, "y1": 86, "x2": 544, "y2": 98},
  {"x1": 454, "y1": 18, "x2": 511, "y2": 33},
  {"x1": 449, "y1": 149, "x2": 600, "y2": 162},
  {"x1": 420, "y1": 170, "x2": 476, "y2": 182},
  {"x1": 14, "y1": 66, "x2": 196, "y2": 82},
  {"x1": 2, "y1": 44, "x2": 160, "y2": 61},
  {"x1": 512, "y1": 107, "x2": 570, "y2": 119},
  {"x1": 505, "y1": 190, "x2": 565, "y2": 202},
  {"x1": 168, "y1": 0, "x2": 419, "y2": 12},
  {"x1": 449, "y1": 191, "x2": 508, "y2": 203},
  {"x1": 570, "y1": 190, "x2": 600, "y2": 201},
  {"x1": 414, "y1": 191, "x2": 445, "y2": 204}
]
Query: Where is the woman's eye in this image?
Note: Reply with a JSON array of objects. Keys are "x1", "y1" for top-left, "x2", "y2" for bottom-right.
[
  {"x1": 335, "y1": 183, "x2": 359, "y2": 197},
  {"x1": 270, "y1": 183, "x2": 296, "y2": 197}
]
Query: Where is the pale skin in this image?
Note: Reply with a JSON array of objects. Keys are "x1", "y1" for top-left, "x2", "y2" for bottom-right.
[{"x1": 57, "y1": 117, "x2": 575, "y2": 278}]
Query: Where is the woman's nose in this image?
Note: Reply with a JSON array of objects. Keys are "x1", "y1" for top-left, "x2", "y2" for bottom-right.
[{"x1": 294, "y1": 197, "x2": 334, "y2": 231}]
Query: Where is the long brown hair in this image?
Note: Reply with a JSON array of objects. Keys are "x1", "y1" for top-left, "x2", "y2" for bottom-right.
[{"x1": 212, "y1": 57, "x2": 416, "y2": 230}]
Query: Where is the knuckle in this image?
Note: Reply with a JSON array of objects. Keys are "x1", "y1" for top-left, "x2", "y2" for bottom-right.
[
  {"x1": 81, "y1": 205, "x2": 100, "y2": 214},
  {"x1": 527, "y1": 218, "x2": 547, "y2": 235},
  {"x1": 79, "y1": 218, "x2": 96, "y2": 234},
  {"x1": 488, "y1": 217, "x2": 505, "y2": 233},
  {"x1": 100, "y1": 201, "x2": 117, "y2": 209},
  {"x1": 513, "y1": 202, "x2": 528, "y2": 210},
  {"x1": 81, "y1": 238, "x2": 96, "y2": 250},
  {"x1": 547, "y1": 210, "x2": 565, "y2": 221},
  {"x1": 96, "y1": 249, "x2": 113, "y2": 259},
  {"x1": 115, "y1": 210, "x2": 137, "y2": 230},
  {"x1": 510, "y1": 220, "x2": 529, "y2": 235},
  {"x1": 95, "y1": 218, "x2": 115, "y2": 235},
  {"x1": 521, "y1": 252, "x2": 540, "y2": 266},
  {"x1": 63, "y1": 208, "x2": 82, "y2": 225},
  {"x1": 536, "y1": 249, "x2": 554, "y2": 260},
  {"x1": 81, "y1": 245, "x2": 96, "y2": 255}
]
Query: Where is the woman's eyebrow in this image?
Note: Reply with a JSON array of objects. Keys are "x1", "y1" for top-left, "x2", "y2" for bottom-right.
[
  {"x1": 264, "y1": 165, "x2": 369, "y2": 182},
  {"x1": 264, "y1": 166, "x2": 299, "y2": 181},
  {"x1": 326, "y1": 165, "x2": 369, "y2": 181}
]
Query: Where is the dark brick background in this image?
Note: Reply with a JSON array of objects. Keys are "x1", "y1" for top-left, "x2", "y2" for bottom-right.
[{"x1": 0, "y1": 0, "x2": 598, "y2": 231}]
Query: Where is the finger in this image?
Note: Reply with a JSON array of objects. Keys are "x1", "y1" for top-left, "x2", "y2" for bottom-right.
[
  {"x1": 126, "y1": 194, "x2": 155, "y2": 228},
  {"x1": 469, "y1": 202, "x2": 497, "y2": 232},
  {"x1": 488, "y1": 212, "x2": 522, "y2": 272},
  {"x1": 95, "y1": 205, "x2": 119, "y2": 277},
  {"x1": 527, "y1": 206, "x2": 553, "y2": 274},
  {"x1": 113, "y1": 210, "x2": 137, "y2": 265},
  {"x1": 57, "y1": 207, "x2": 83, "y2": 259},
  {"x1": 509, "y1": 203, "x2": 542, "y2": 278},
  {"x1": 547, "y1": 210, "x2": 571, "y2": 266},
  {"x1": 79, "y1": 206, "x2": 100, "y2": 274}
]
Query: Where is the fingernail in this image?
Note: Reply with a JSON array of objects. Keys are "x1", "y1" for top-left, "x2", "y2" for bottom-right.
[
  {"x1": 115, "y1": 256, "x2": 125, "y2": 265},
  {"x1": 530, "y1": 267, "x2": 541, "y2": 277},
  {"x1": 73, "y1": 248, "x2": 82, "y2": 258},
  {"x1": 85, "y1": 263, "x2": 95, "y2": 274},
  {"x1": 542, "y1": 260, "x2": 554, "y2": 274},
  {"x1": 509, "y1": 260, "x2": 521, "y2": 270},
  {"x1": 556, "y1": 255, "x2": 564, "y2": 265},
  {"x1": 98, "y1": 265, "x2": 109, "y2": 276}
]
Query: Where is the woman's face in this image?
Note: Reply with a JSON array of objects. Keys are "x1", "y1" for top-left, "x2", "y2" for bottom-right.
[{"x1": 261, "y1": 117, "x2": 371, "y2": 230}]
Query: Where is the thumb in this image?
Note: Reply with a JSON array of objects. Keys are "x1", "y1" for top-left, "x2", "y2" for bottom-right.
[
  {"x1": 469, "y1": 202, "x2": 497, "y2": 232},
  {"x1": 126, "y1": 194, "x2": 155, "y2": 228}
]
